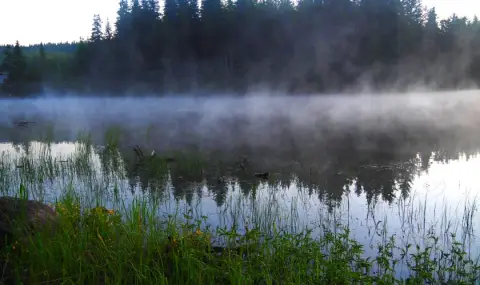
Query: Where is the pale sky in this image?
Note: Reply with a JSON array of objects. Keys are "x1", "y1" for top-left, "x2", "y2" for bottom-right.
[{"x1": 0, "y1": 0, "x2": 479, "y2": 45}]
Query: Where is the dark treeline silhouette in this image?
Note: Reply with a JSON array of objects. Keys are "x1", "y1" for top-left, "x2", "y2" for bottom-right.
[
  {"x1": 1, "y1": 0, "x2": 480, "y2": 96},
  {"x1": 0, "y1": 42, "x2": 78, "y2": 55}
]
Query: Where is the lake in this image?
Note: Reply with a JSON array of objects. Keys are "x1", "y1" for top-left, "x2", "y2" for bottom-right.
[{"x1": 1, "y1": 91, "x2": 480, "y2": 275}]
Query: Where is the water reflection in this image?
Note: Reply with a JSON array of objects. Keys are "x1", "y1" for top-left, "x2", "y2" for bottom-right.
[
  {"x1": 1, "y1": 139, "x2": 480, "y2": 249},
  {"x1": 2, "y1": 96, "x2": 480, "y2": 208},
  {"x1": 1, "y1": 96, "x2": 480, "y2": 260},
  {"x1": 1, "y1": 133, "x2": 480, "y2": 210}
]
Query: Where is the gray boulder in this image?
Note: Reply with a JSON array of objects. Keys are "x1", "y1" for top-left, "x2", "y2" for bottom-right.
[{"x1": 0, "y1": 197, "x2": 58, "y2": 247}]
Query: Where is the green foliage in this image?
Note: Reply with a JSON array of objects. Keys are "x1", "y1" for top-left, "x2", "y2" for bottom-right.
[{"x1": 3, "y1": 197, "x2": 480, "y2": 284}]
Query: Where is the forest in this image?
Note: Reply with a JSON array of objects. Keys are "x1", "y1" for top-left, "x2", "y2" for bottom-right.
[{"x1": 1, "y1": 0, "x2": 480, "y2": 96}]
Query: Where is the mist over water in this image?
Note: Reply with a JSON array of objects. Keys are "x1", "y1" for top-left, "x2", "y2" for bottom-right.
[
  {"x1": 2, "y1": 90, "x2": 480, "y2": 145},
  {"x1": 2, "y1": 91, "x2": 480, "y2": 273}
]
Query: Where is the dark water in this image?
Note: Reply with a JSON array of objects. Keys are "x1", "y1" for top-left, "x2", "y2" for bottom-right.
[{"x1": 1, "y1": 92, "x2": 480, "y2": 266}]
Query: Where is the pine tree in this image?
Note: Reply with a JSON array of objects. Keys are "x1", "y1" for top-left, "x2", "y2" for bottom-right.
[
  {"x1": 39, "y1": 43, "x2": 46, "y2": 60},
  {"x1": 105, "y1": 19, "x2": 113, "y2": 40},
  {"x1": 132, "y1": 0, "x2": 141, "y2": 12},
  {"x1": 1, "y1": 41, "x2": 27, "y2": 95},
  {"x1": 201, "y1": 0, "x2": 222, "y2": 22},
  {"x1": 0, "y1": 45, "x2": 13, "y2": 87},
  {"x1": 38, "y1": 42, "x2": 47, "y2": 81},
  {"x1": 12, "y1": 41, "x2": 26, "y2": 72},
  {"x1": 424, "y1": 7, "x2": 440, "y2": 52},
  {"x1": 71, "y1": 39, "x2": 90, "y2": 82},
  {"x1": 90, "y1": 14, "x2": 104, "y2": 42},
  {"x1": 115, "y1": 0, "x2": 131, "y2": 38},
  {"x1": 401, "y1": 0, "x2": 424, "y2": 24}
]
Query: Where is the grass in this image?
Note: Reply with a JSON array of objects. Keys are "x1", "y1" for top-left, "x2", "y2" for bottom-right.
[
  {"x1": 3, "y1": 193, "x2": 480, "y2": 284},
  {"x1": 0, "y1": 135, "x2": 479, "y2": 284}
]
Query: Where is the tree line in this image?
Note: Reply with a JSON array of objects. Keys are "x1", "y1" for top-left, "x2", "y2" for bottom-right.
[{"x1": 1, "y1": 0, "x2": 480, "y2": 96}]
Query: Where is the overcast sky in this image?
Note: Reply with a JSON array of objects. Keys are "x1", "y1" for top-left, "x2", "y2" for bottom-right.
[{"x1": 0, "y1": 0, "x2": 478, "y2": 45}]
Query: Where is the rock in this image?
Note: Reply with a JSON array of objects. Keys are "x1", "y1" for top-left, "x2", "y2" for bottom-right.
[
  {"x1": 0, "y1": 197, "x2": 59, "y2": 283},
  {"x1": 0, "y1": 196, "x2": 58, "y2": 248}
]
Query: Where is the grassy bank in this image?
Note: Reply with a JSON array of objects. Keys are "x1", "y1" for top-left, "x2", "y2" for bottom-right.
[
  {"x1": 0, "y1": 191, "x2": 478, "y2": 284},
  {"x1": 0, "y1": 138, "x2": 479, "y2": 284}
]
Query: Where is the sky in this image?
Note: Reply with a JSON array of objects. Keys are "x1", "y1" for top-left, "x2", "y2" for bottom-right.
[{"x1": 0, "y1": 0, "x2": 479, "y2": 46}]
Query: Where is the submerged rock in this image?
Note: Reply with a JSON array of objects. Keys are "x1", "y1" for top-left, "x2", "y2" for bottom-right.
[{"x1": 0, "y1": 197, "x2": 58, "y2": 247}]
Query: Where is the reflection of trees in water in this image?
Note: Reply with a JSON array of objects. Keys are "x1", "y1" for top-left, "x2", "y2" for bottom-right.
[
  {"x1": 7, "y1": 112, "x2": 480, "y2": 208},
  {"x1": 94, "y1": 126, "x2": 480, "y2": 209}
]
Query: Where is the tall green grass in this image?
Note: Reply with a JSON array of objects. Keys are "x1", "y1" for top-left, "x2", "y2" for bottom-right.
[
  {"x1": 0, "y1": 138, "x2": 479, "y2": 284},
  {"x1": 3, "y1": 192, "x2": 480, "y2": 284}
]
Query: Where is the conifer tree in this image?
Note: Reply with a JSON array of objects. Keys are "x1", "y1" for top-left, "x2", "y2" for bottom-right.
[
  {"x1": 90, "y1": 14, "x2": 104, "y2": 42},
  {"x1": 105, "y1": 19, "x2": 113, "y2": 40}
]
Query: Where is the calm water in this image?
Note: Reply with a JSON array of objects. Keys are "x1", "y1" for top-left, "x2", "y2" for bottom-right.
[{"x1": 2, "y1": 92, "x2": 480, "y2": 268}]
